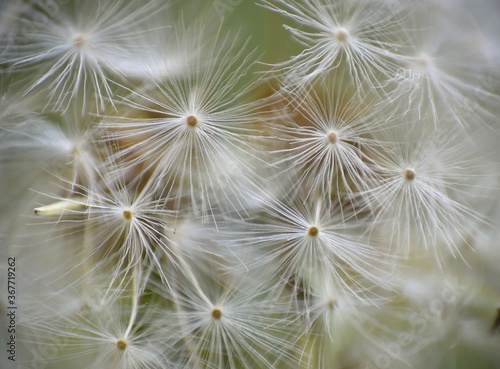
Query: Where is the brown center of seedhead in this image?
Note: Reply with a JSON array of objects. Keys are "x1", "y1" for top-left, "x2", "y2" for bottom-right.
[
  {"x1": 122, "y1": 209, "x2": 133, "y2": 220},
  {"x1": 328, "y1": 299, "x2": 336, "y2": 310},
  {"x1": 335, "y1": 28, "x2": 349, "y2": 42},
  {"x1": 308, "y1": 225, "x2": 319, "y2": 237},
  {"x1": 116, "y1": 339, "x2": 127, "y2": 350},
  {"x1": 186, "y1": 114, "x2": 198, "y2": 127},
  {"x1": 327, "y1": 130, "x2": 338, "y2": 144},
  {"x1": 404, "y1": 168, "x2": 416, "y2": 181},
  {"x1": 211, "y1": 307, "x2": 222, "y2": 320}
]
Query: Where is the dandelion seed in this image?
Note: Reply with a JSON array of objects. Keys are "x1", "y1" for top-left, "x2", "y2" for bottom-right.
[
  {"x1": 297, "y1": 276, "x2": 391, "y2": 369},
  {"x1": 33, "y1": 197, "x2": 85, "y2": 216},
  {"x1": 389, "y1": 8, "x2": 500, "y2": 129},
  {"x1": 27, "y1": 148, "x2": 179, "y2": 297},
  {"x1": 81, "y1": 171, "x2": 177, "y2": 292},
  {"x1": 2, "y1": 0, "x2": 170, "y2": 112},
  {"x1": 260, "y1": 0, "x2": 408, "y2": 94},
  {"x1": 227, "y1": 194, "x2": 392, "y2": 305},
  {"x1": 365, "y1": 124, "x2": 490, "y2": 262},
  {"x1": 0, "y1": 108, "x2": 101, "y2": 226},
  {"x1": 270, "y1": 84, "x2": 387, "y2": 202},
  {"x1": 152, "y1": 271, "x2": 301, "y2": 369},
  {"x1": 22, "y1": 287, "x2": 174, "y2": 369},
  {"x1": 102, "y1": 26, "x2": 267, "y2": 222}
]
